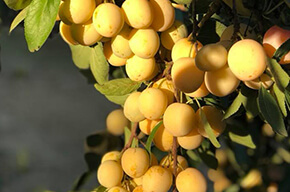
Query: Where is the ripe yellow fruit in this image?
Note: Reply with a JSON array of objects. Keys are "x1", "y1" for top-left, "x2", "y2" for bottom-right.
[
  {"x1": 153, "y1": 122, "x2": 175, "y2": 151},
  {"x1": 121, "y1": 0, "x2": 154, "y2": 29},
  {"x1": 216, "y1": 40, "x2": 233, "y2": 50},
  {"x1": 152, "y1": 78, "x2": 175, "y2": 104},
  {"x1": 161, "y1": 20, "x2": 188, "y2": 50},
  {"x1": 132, "y1": 185, "x2": 143, "y2": 192},
  {"x1": 240, "y1": 169, "x2": 262, "y2": 189},
  {"x1": 103, "y1": 41, "x2": 127, "y2": 67},
  {"x1": 125, "y1": 55, "x2": 156, "y2": 82},
  {"x1": 139, "y1": 119, "x2": 161, "y2": 135},
  {"x1": 163, "y1": 103, "x2": 195, "y2": 137},
  {"x1": 61, "y1": 0, "x2": 96, "y2": 24},
  {"x1": 71, "y1": 20, "x2": 102, "y2": 46},
  {"x1": 196, "y1": 106, "x2": 226, "y2": 138},
  {"x1": 150, "y1": 0, "x2": 175, "y2": 32},
  {"x1": 133, "y1": 176, "x2": 143, "y2": 186},
  {"x1": 142, "y1": 166, "x2": 173, "y2": 192},
  {"x1": 185, "y1": 81, "x2": 209, "y2": 98},
  {"x1": 177, "y1": 126, "x2": 203, "y2": 150},
  {"x1": 204, "y1": 65, "x2": 240, "y2": 97},
  {"x1": 124, "y1": 92, "x2": 145, "y2": 122},
  {"x1": 58, "y1": 1, "x2": 72, "y2": 25},
  {"x1": 97, "y1": 160, "x2": 124, "y2": 188},
  {"x1": 215, "y1": 149, "x2": 227, "y2": 167},
  {"x1": 111, "y1": 24, "x2": 133, "y2": 59},
  {"x1": 195, "y1": 43, "x2": 228, "y2": 71},
  {"x1": 171, "y1": 38, "x2": 202, "y2": 62},
  {"x1": 121, "y1": 148, "x2": 150, "y2": 178},
  {"x1": 59, "y1": 21, "x2": 78, "y2": 45},
  {"x1": 261, "y1": 123, "x2": 275, "y2": 137},
  {"x1": 138, "y1": 88, "x2": 168, "y2": 120},
  {"x1": 228, "y1": 39, "x2": 267, "y2": 81},
  {"x1": 106, "y1": 109, "x2": 130, "y2": 136},
  {"x1": 176, "y1": 168, "x2": 207, "y2": 192},
  {"x1": 244, "y1": 73, "x2": 273, "y2": 90},
  {"x1": 101, "y1": 151, "x2": 121, "y2": 163},
  {"x1": 220, "y1": 23, "x2": 256, "y2": 41},
  {"x1": 160, "y1": 155, "x2": 188, "y2": 175},
  {"x1": 171, "y1": 57, "x2": 205, "y2": 93},
  {"x1": 93, "y1": 3, "x2": 124, "y2": 37},
  {"x1": 108, "y1": 186, "x2": 129, "y2": 192},
  {"x1": 129, "y1": 28, "x2": 160, "y2": 59}
]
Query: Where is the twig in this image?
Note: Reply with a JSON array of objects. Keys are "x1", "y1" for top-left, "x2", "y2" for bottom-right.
[
  {"x1": 121, "y1": 122, "x2": 138, "y2": 153},
  {"x1": 231, "y1": 0, "x2": 240, "y2": 41},
  {"x1": 172, "y1": 137, "x2": 178, "y2": 192}
]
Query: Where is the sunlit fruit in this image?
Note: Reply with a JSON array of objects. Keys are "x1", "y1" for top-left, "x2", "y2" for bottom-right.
[
  {"x1": 61, "y1": 0, "x2": 96, "y2": 24},
  {"x1": 215, "y1": 149, "x2": 228, "y2": 167},
  {"x1": 228, "y1": 39, "x2": 267, "y2": 81},
  {"x1": 204, "y1": 65, "x2": 240, "y2": 97},
  {"x1": 177, "y1": 126, "x2": 203, "y2": 150},
  {"x1": 59, "y1": 21, "x2": 78, "y2": 45},
  {"x1": 196, "y1": 105, "x2": 226, "y2": 138},
  {"x1": 106, "y1": 109, "x2": 130, "y2": 136},
  {"x1": 185, "y1": 81, "x2": 209, "y2": 98},
  {"x1": 93, "y1": 3, "x2": 124, "y2": 37},
  {"x1": 152, "y1": 78, "x2": 175, "y2": 104},
  {"x1": 142, "y1": 165, "x2": 173, "y2": 192},
  {"x1": 103, "y1": 41, "x2": 127, "y2": 67},
  {"x1": 176, "y1": 168, "x2": 207, "y2": 192},
  {"x1": 171, "y1": 57, "x2": 205, "y2": 93},
  {"x1": 263, "y1": 25, "x2": 290, "y2": 64},
  {"x1": 121, "y1": 147, "x2": 150, "y2": 178},
  {"x1": 97, "y1": 160, "x2": 124, "y2": 188},
  {"x1": 161, "y1": 20, "x2": 188, "y2": 50},
  {"x1": 71, "y1": 20, "x2": 102, "y2": 46},
  {"x1": 261, "y1": 123, "x2": 275, "y2": 137},
  {"x1": 240, "y1": 169, "x2": 262, "y2": 189},
  {"x1": 124, "y1": 92, "x2": 145, "y2": 122},
  {"x1": 160, "y1": 155, "x2": 188, "y2": 175},
  {"x1": 108, "y1": 186, "x2": 129, "y2": 192},
  {"x1": 125, "y1": 55, "x2": 156, "y2": 82},
  {"x1": 111, "y1": 24, "x2": 133, "y2": 59},
  {"x1": 139, "y1": 119, "x2": 161, "y2": 135},
  {"x1": 153, "y1": 122, "x2": 175, "y2": 151},
  {"x1": 163, "y1": 103, "x2": 195, "y2": 137},
  {"x1": 220, "y1": 23, "x2": 256, "y2": 41},
  {"x1": 138, "y1": 88, "x2": 168, "y2": 120},
  {"x1": 58, "y1": 1, "x2": 72, "y2": 25},
  {"x1": 122, "y1": 0, "x2": 154, "y2": 29},
  {"x1": 195, "y1": 43, "x2": 228, "y2": 71},
  {"x1": 244, "y1": 73, "x2": 273, "y2": 90},
  {"x1": 101, "y1": 151, "x2": 121, "y2": 163},
  {"x1": 171, "y1": 38, "x2": 202, "y2": 61},
  {"x1": 150, "y1": 0, "x2": 175, "y2": 32},
  {"x1": 129, "y1": 28, "x2": 160, "y2": 59}
]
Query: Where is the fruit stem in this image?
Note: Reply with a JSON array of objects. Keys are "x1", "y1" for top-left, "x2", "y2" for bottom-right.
[
  {"x1": 231, "y1": 0, "x2": 240, "y2": 42},
  {"x1": 264, "y1": 0, "x2": 284, "y2": 15},
  {"x1": 172, "y1": 136, "x2": 178, "y2": 192},
  {"x1": 121, "y1": 122, "x2": 138, "y2": 153}
]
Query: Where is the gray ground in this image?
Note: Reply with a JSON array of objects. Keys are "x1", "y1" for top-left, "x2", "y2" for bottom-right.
[{"x1": 0, "y1": 27, "x2": 117, "y2": 192}]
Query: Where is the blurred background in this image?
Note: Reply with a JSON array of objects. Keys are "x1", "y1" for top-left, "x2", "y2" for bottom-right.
[{"x1": 0, "y1": 2, "x2": 117, "y2": 192}]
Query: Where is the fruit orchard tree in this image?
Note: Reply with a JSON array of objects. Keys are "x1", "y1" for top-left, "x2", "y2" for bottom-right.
[{"x1": 2, "y1": 0, "x2": 290, "y2": 191}]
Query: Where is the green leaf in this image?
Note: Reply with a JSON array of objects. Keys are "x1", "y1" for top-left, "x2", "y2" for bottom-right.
[
  {"x1": 9, "y1": 6, "x2": 28, "y2": 33},
  {"x1": 84, "y1": 152, "x2": 102, "y2": 171},
  {"x1": 124, "y1": 126, "x2": 131, "y2": 146},
  {"x1": 145, "y1": 121, "x2": 163, "y2": 154},
  {"x1": 198, "y1": 19, "x2": 220, "y2": 44},
  {"x1": 197, "y1": 147, "x2": 218, "y2": 169},
  {"x1": 199, "y1": 109, "x2": 221, "y2": 148},
  {"x1": 79, "y1": 69, "x2": 97, "y2": 84},
  {"x1": 226, "y1": 124, "x2": 256, "y2": 149},
  {"x1": 258, "y1": 86, "x2": 288, "y2": 136},
  {"x1": 4, "y1": 0, "x2": 31, "y2": 10},
  {"x1": 69, "y1": 44, "x2": 92, "y2": 69},
  {"x1": 72, "y1": 171, "x2": 92, "y2": 191},
  {"x1": 285, "y1": 89, "x2": 290, "y2": 111},
  {"x1": 90, "y1": 43, "x2": 109, "y2": 84},
  {"x1": 105, "y1": 94, "x2": 131, "y2": 106},
  {"x1": 273, "y1": 83, "x2": 287, "y2": 117},
  {"x1": 267, "y1": 58, "x2": 289, "y2": 91},
  {"x1": 24, "y1": 0, "x2": 60, "y2": 52},
  {"x1": 273, "y1": 38, "x2": 290, "y2": 62},
  {"x1": 223, "y1": 92, "x2": 245, "y2": 119},
  {"x1": 186, "y1": 150, "x2": 200, "y2": 162},
  {"x1": 241, "y1": 85, "x2": 259, "y2": 118},
  {"x1": 173, "y1": 0, "x2": 192, "y2": 4},
  {"x1": 92, "y1": 186, "x2": 107, "y2": 192}
]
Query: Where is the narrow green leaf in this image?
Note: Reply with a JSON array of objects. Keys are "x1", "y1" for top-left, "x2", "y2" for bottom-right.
[
  {"x1": 173, "y1": 0, "x2": 192, "y2": 4},
  {"x1": 124, "y1": 126, "x2": 131, "y2": 146},
  {"x1": 285, "y1": 89, "x2": 290, "y2": 111},
  {"x1": 90, "y1": 43, "x2": 109, "y2": 84},
  {"x1": 241, "y1": 85, "x2": 259, "y2": 118},
  {"x1": 4, "y1": 0, "x2": 31, "y2": 10},
  {"x1": 69, "y1": 44, "x2": 92, "y2": 69},
  {"x1": 223, "y1": 92, "x2": 245, "y2": 119},
  {"x1": 273, "y1": 83, "x2": 287, "y2": 117},
  {"x1": 227, "y1": 124, "x2": 256, "y2": 149},
  {"x1": 267, "y1": 58, "x2": 289, "y2": 90},
  {"x1": 92, "y1": 186, "x2": 107, "y2": 192},
  {"x1": 72, "y1": 171, "x2": 92, "y2": 191},
  {"x1": 258, "y1": 86, "x2": 288, "y2": 136},
  {"x1": 273, "y1": 38, "x2": 290, "y2": 62},
  {"x1": 24, "y1": 0, "x2": 61, "y2": 52},
  {"x1": 186, "y1": 150, "x2": 200, "y2": 162},
  {"x1": 145, "y1": 121, "x2": 163, "y2": 153},
  {"x1": 9, "y1": 6, "x2": 28, "y2": 33},
  {"x1": 199, "y1": 109, "x2": 221, "y2": 148},
  {"x1": 197, "y1": 147, "x2": 218, "y2": 169},
  {"x1": 131, "y1": 138, "x2": 139, "y2": 148}
]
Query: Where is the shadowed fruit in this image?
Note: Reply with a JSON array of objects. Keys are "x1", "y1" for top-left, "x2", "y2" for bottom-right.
[{"x1": 106, "y1": 109, "x2": 130, "y2": 136}]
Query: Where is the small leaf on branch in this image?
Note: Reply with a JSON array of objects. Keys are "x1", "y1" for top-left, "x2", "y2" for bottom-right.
[
  {"x1": 258, "y1": 86, "x2": 288, "y2": 136},
  {"x1": 24, "y1": 0, "x2": 61, "y2": 52},
  {"x1": 69, "y1": 44, "x2": 92, "y2": 69},
  {"x1": 90, "y1": 43, "x2": 109, "y2": 85},
  {"x1": 145, "y1": 121, "x2": 163, "y2": 154},
  {"x1": 9, "y1": 6, "x2": 28, "y2": 33},
  {"x1": 267, "y1": 58, "x2": 290, "y2": 91},
  {"x1": 273, "y1": 38, "x2": 290, "y2": 62},
  {"x1": 273, "y1": 83, "x2": 287, "y2": 117},
  {"x1": 223, "y1": 92, "x2": 245, "y2": 119},
  {"x1": 226, "y1": 124, "x2": 256, "y2": 149},
  {"x1": 4, "y1": 0, "x2": 31, "y2": 10}
]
